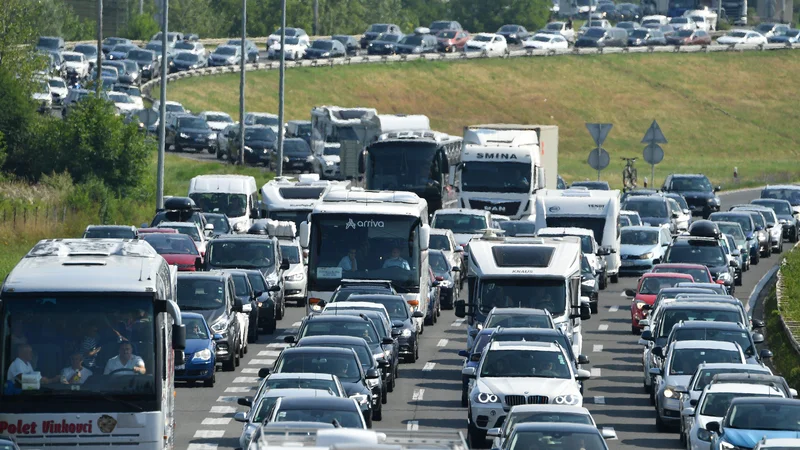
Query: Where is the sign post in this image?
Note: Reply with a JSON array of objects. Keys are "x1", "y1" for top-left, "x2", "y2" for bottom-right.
[
  {"x1": 586, "y1": 123, "x2": 613, "y2": 181},
  {"x1": 641, "y1": 120, "x2": 667, "y2": 188}
]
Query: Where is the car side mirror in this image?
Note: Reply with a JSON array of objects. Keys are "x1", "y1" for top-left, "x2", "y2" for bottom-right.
[
  {"x1": 366, "y1": 368, "x2": 381, "y2": 379},
  {"x1": 729, "y1": 260, "x2": 738, "y2": 267},
  {"x1": 390, "y1": 328, "x2": 400, "y2": 338},
  {"x1": 652, "y1": 346, "x2": 663, "y2": 358},
  {"x1": 232, "y1": 299, "x2": 243, "y2": 313},
  {"x1": 601, "y1": 428, "x2": 618, "y2": 440},
  {"x1": 283, "y1": 335, "x2": 296, "y2": 344},
  {"x1": 250, "y1": 208, "x2": 261, "y2": 219},
  {"x1": 756, "y1": 225, "x2": 764, "y2": 231},
  {"x1": 641, "y1": 330, "x2": 654, "y2": 341},
  {"x1": 624, "y1": 289, "x2": 636, "y2": 297},
  {"x1": 204, "y1": 223, "x2": 214, "y2": 231},
  {"x1": 454, "y1": 247, "x2": 464, "y2": 253},
  {"x1": 760, "y1": 348, "x2": 773, "y2": 359},
  {"x1": 280, "y1": 259, "x2": 290, "y2": 270},
  {"x1": 269, "y1": 285, "x2": 281, "y2": 292},
  {"x1": 706, "y1": 421, "x2": 720, "y2": 434},
  {"x1": 412, "y1": 310, "x2": 425, "y2": 318},
  {"x1": 378, "y1": 360, "x2": 390, "y2": 369},
  {"x1": 580, "y1": 303, "x2": 592, "y2": 320},
  {"x1": 714, "y1": 186, "x2": 721, "y2": 192},
  {"x1": 752, "y1": 318, "x2": 765, "y2": 328},
  {"x1": 683, "y1": 209, "x2": 690, "y2": 215},
  {"x1": 462, "y1": 366, "x2": 477, "y2": 378},
  {"x1": 575, "y1": 369, "x2": 591, "y2": 381},
  {"x1": 254, "y1": 291, "x2": 264, "y2": 298},
  {"x1": 649, "y1": 367, "x2": 662, "y2": 377},
  {"x1": 682, "y1": 407, "x2": 695, "y2": 417},
  {"x1": 690, "y1": 399, "x2": 698, "y2": 407},
  {"x1": 672, "y1": 212, "x2": 680, "y2": 218},
  {"x1": 258, "y1": 367, "x2": 271, "y2": 378},
  {"x1": 234, "y1": 411, "x2": 248, "y2": 423},
  {"x1": 486, "y1": 428, "x2": 502, "y2": 438},
  {"x1": 237, "y1": 397, "x2": 252, "y2": 407},
  {"x1": 381, "y1": 337, "x2": 394, "y2": 345},
  {"x1": 452, "y1": 266, "x2": 461, "y2": 272},
  {"x1": 458, "y1": 350, "x2": 469, "y2": 358},
  {"x1": 577, "y1": 354, "x2": 590, "y2": 365}
]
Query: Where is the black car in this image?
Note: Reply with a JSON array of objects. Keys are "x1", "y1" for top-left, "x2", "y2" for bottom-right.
[
  {"x1": 360, "y1": 23, "x2": 402, "y2": 48},
  {"x1": 580, "y1": 254, "x2": 599, "y2": 313},
  {"x1": 664, "y1": 232, "x2": 736, "y2": 295},
  {"x1": 171, "y1": 51, "x2": 207, "y2": 72},
  {"x1": 628, "y1": 29, "x2": 668, "y2": 46},
  {"x1": 663, "y1": 320, "x2": 770, "y2": 364},
  {"x1": 395, "y1": 34, "x2": 438, "y2": 54},
  {"x1": 226, "y1": 270, "x2": 263, "y2": 340},
  {"x1": 661, "y1": 174, "x2": 721, "y2": 218},
  {"x1": 332, "y1": 35, "x2": 359, "y2": 56},
  {"x1": 272, "y1": 138, "x2": 313, "y2": 173},
  {"x1": 149, "y1": 196, "x2": 209, "y2": 231},
  {"x1": 263, "y1": 346, "x2": 379, "y2": 425},
  {"x1": 751, "y1": 198, "x2": 800, "y2": 242},
  {"x1": 304, "y1": 40, "x2": 346, "y2": 59},
  {"x1": 367, "y1": 33, "x2": 404, "y2": 55},
  {"x1": 166, "y1": 114, "x2": 215, "y2": 153},
  {"x1": 176, "y1": 271, "x2": 243, "y2": 371},
  {"x1": 101, "y1": 37, "x2": 130, "y2": 55},
  {"x1": 616, "y1": 3, "x2": 642, "y2": 21},
  {"x1": 497, "y1": 24, "x2": 530, "y2": 44},
  {"x1": 429, "y1": 249, "x2": 459, "y2": 309},
  {"x1": 242, "y1": 268, "x2": 284, "y2": 324},
  {"x1": 294, "y1": 335, "x2": 388, "y2": 406},
  {"x1": 319, "y1": 280, "x2": 398, "y2": 313},
  {"x1": 265, "y1": 396, "x2": 368, "y2": 428},
  {"x1": 202, "y1": 212, "x2": 232, "y2": 235},
  {"x1": 285, "y1": 120, "x2": 312, "y2": 146},
  {"x1": 575, "y1": 27, "x2": 628, "y2": 47},
  {"x1": 228, "y1": 125, "x2": 277, "y2": 165}
]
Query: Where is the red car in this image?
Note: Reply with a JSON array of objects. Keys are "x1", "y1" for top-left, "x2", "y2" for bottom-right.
[
  {"x1": 625, "y1": 272, "x2": 694, "y2": 334},
  {"x1": 436, "y1": 29, "x2": 470, "y2": 52},
  {"x1": 140, "y1": 233, "x2": 203, "y2": 271},
  {"x1": 138, "y1": 227, "x2": 179, "y2": 234},
  {"x1": 650, "y1": 263, "x2": 713, "y2": 284}
]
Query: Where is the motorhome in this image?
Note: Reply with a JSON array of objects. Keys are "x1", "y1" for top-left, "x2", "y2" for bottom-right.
[
  {"x1": 299, "y1": 189, "x2": 432, "y2": 332},
  {"x1": 188, "y1": 175, "x2": 259, "y2": 233},
  {"x1": 259, "y1": 174, "x2": 350, "y2": 234},
  {"x1": 533, "y1": 189, "x2": 622, "y2": 283},
  {"x1": 459, "y1": 125, "x2": 559, "y2": 219},
  {"x1": 361, "y1": 130, "x2": 462, "y2": 214},
  {"x1": 0, "y1": 239, "x2": 186, "y2": 450},
  {"x1": 454, "y1": 233, "x2": 589, "y2": 355}
]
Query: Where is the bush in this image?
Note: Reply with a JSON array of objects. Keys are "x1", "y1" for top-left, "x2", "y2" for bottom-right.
[{"x1": 125, "y1": 13, "x2": 161, "y2": 41}]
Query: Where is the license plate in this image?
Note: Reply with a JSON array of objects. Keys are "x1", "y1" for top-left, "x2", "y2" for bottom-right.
[
  {"x1": 292, "y1": 162, "x2": 303, "y2": 167},
  {"x1": 621, "y1": 260, "x2": 635, "y2": 266}
]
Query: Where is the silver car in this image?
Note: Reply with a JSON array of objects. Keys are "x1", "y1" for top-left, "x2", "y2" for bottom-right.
[
  {"x1": 487, "y1": 405, "x2": 615, "y2": 448},
  {"x1": 731, "y1": 205, "x2": 783, "y2": 254},
  {"x1": 429, "y1": 228, "x2": 466, "y2": 286},
  {"x1": 279, "y1": 238, "x2": 306, "y2": 302}
]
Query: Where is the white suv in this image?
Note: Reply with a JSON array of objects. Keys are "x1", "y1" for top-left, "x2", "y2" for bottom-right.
[{"x1": 463, "y1": 340, "x2": 591, "y2": 447}]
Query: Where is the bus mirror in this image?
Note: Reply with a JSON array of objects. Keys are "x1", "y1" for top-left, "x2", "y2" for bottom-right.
[
  {"x1": 299, "y1": 221, "x2": 310, "y2": 248},
  {"x1": 175, "y1": 351, "x2": 185, "y2": 366},
  {"x1": 172, "y1": 324, "x2": 186, "y2": 351},
  {"x1": 358, "y1": 150, "x2": 366, "y2": 174},
  {"x1": 420, "y1": 224, "x2": 431, "y2": 251},
  {"x1": 536, "y1": 167, "x2": 546, "y2": 190}
]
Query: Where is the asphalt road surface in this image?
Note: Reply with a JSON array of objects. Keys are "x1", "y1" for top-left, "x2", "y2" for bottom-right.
[{"x1": 176, "y1": 186, "x2": 779, "y2": 450}]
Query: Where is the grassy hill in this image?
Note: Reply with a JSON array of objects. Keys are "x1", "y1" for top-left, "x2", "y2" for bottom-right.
[{"x1": 167, "y1": 50, "x2": 800, "y2": 189}]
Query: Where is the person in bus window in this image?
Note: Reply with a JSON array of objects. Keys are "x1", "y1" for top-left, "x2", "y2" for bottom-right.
[
  {"x1": 338, "y1": 248, "x2": 358, "y2": 270},
  {"x1": 7, "y1": 344, "x2": 55, "y2": 386},
  {"x1": 60, "y1": 352, "x2": 92, "y2": 385},
  {"x1": 383, "y1": 247, "x2": 410, "y2": 270},
  {"x1": 104, "y1": 341, "x2": 146, "y2": 375}
]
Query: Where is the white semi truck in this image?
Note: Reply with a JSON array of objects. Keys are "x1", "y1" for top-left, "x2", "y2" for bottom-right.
[{"x1": 458, "y1": 124, "x2": 559, "y2": 219}]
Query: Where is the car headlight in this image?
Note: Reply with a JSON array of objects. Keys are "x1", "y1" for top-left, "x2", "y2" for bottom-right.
[
  {"x1": 244, "y1": 146, "x2": 253, "y2": 153},
  {"x1": 366, "y1": 376, "x2": 381, "y2": 388},
  {"x1": 634, "y1": 301, "x2": 648, "y2": 310},
  {"x1": 209, "y1": 133, "x2": 217, "y2": 140},
  {"x1": 553, "y1": 394, "x2": 581, "y2": 405},
  {"x1": 719, "y1": 442, "x2": 745, "y2": 450},
  {"x1": 286, "y1": 273, "x2": 304, "y2": 281},
  {"x1": 310, "y1": 304, "x2": 323, "y2": 312},
  {"x1": 475, "y1": 392, "x2": 499, "y2": 404},
  {"x1": 582, "y1": 279, "x2": 596, "y2": 288},
  {"x1": 639, "y1": 252, "x2": 654, "y2": 259},
  {"x1": 401, "y1": 328, "x2": 412, "y2": 338},
  {"x1": 284, "y1": 156, "x2": 290, "y2": 163},
  {"x1": 350, "y1": 393, "x2": 369, "y2": 404},
  {"x1": 211, "y1": 320, "x2": 225, "y2": 333},
  {"x1": 439, "y1": 280, "x2": 452, "y2": 288},
  {"x1": 179, "y1": 132, "x2": 189, "y2": 138},
  {"x1": 758, "y1": 234, "x2": 767, "y2": 242},
  {"x1": 373, "y1": 352, "x2": 386, "y2": 361},
  {"x1": 192, "y1": 348, "x2": 212, "y2": 361},
  {"x1": 717, "y1": 272, "x2": 732, "y2": 282},
  {"x1": 306, "y1": 155, "x2": 314, "y2": 162},
  {"x1": 697, "y1": 428, "x2": 712, "y2": 442},
  {"x1": 663, "y1": 386, "x2": 678, "y2": 398},
  {"x1": 322, "y1": 52, "x2": 331, "y2": 57},
  {"x1": 325, "y1": 160, "x2": 334, "y2": 166}
]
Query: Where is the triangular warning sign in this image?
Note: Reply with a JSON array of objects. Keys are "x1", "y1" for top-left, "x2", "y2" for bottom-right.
[{"x1": 641, "y1": 120, "x2": 667, "y2": 144}]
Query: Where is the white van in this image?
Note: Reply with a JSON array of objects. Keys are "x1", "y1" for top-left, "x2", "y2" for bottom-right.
[{"x1": 188, "y1": 175, "x2": 259, "y2": 233}]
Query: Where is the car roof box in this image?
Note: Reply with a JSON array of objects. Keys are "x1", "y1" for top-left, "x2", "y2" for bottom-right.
[
  {"x1": 163, "y1": 196, "x2": 198, "y2": 212},
  {"x1": 688, "y1": 220, "x2": 720, "y2": 238}
]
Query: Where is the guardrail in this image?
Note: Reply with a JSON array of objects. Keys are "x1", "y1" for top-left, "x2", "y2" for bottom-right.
[
  {"x1": 140, "y1": 41, "x2": 800, "y2": 102},
  {"x1": 776, "y1": 241, "x2": 800, "y2": 357}
]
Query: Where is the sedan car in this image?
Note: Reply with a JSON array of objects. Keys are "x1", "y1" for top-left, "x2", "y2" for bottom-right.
[
  {"x1": 271, "y1": 138, "x2": 313, "y2": 173},
  {"x1": 666, "y1": 29, "x2": 712, "y2": 45},
  {"x1": 267, "y1": 27, "x2": 311, "y2": 48},
  {"x1": 488, "y1": 405, "x2": 615, "y2": 449},
  {"x1": 731, "y1": 205, "x2": 783, "y2": 254},
  {"x1": 140, "y1": 233, "x2": 202, "y2": 271},
  {"x1": 304, "y1": 39, "x2": 346, "y2": 59},
  {"x1": 625, "y1": 272, "x2": 695, "y2": 334},
  {"x1": 395, "y1": 33, "x2": 438, "y2": 54},
  {"x1": 768, "y1": 28, "x2": 800, "y2": 43},
  {"x1": 267, "y1": 36, "x2": 308, "y2": 60},
  {"x1": 165, "y1": 114, "x2": 215, "y2": 153},
  {"x1": 429, "y1": 249, "x2": 460, "y2": 308},
  {"x1": 627, "y1": 28, "x2": 668, "y2": 46},
  {"x1": 266, "y1": 396, "x2": 367, "y2": 429},
  {"x1": 367, "y1": 33, "x2": 405, "y2": 55},
  {"x1": 464, "y1": 33, "x2": 508, "y2": 55},
  {"x1": 707, "y1": 398, "x2": 800, "y2": 450},
  {"x1": 620, "y1": 226, "x2": 672, "y2": 275},
  {"x1": 751, "y1": 198, "x2": 800, "y2": 243},
  {"x1": 226, "y1": 39, "x2": 260, "y2": 63},
  {"x1": 171, "y1": 51, "x2": 207, "y2": 72},
  {"x1": 717, "y1": 29, "x2": 768, "y2": 45},
  {"x1": 176, "y1": 312, "x2": 216, "y2": 386},
  {"x1": 496, "y1": 24, "x2": 530, "y2": 44},
  {"x1": 332, "y1": 35, "x2": 359, "y2": 55},
  {"x1": 228, "y1": 125, "x2": 277, "y2": 165},
  {"x1": 523, "y1": 33, "x2": 570, "y2": 49},
  {"x1": 208, "y1": 45, "x2": 241, "y2": 66}
]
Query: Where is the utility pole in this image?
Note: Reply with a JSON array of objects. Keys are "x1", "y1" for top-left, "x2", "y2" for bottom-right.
[
  {"x1": 139, "y1": 0, "x2": 144, "y2": 15},
  {"x1": 276, "y1": 0, "x2": 286, "y2": 177},
  {"x1": 96, "y1": 0, "x2": 103, "y2": 91},
  {"x1": 156, "y1": 0, "x2": 168, "y2": 210},
  {"x1": 238, "y1": 0, "x2": 246, "y2": 166},
  {"x1": 313, "y1": 0, "x2": 319, "y2": 35}
]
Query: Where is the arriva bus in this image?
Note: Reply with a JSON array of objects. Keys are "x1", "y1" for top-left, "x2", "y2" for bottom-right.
[
  {"x1": 299, "y1": 189, "x2": 432, "y2": 331},
  {"x1": 0, "y1": 239, "x2": 186, "y2": 450}
]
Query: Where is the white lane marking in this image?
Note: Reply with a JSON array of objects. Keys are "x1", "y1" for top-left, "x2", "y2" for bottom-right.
[
  {"x1": 602, "y1": 427, "x2": 616, "y2": 438},
  {"x1": 210, "y1": 406, "x2": 237, "y2": 414},
  {"x1": 258, "y1": 350, "x2": 282, "y2": 357},
  {"x1": 594, "y1": 396, "x2": 605, "y2": 404},
  {"x1": 267, "y1": 342, "x2": 291, "y2": 348},
  {"x1": 292, "y1": 321, "x2": 302, "y2": 327},
  {"x1": 620, "y1": 292, "x2": 629, "y2": 297},
  {"x1": 225, "y1": 386, "x2": 255, "y2": 393},
  {"x1": 407, "y1": 421, "x2": 419, "y2": 431},
  {"x1": 451, "y1": 319, "x2": 466, "y2": 327},
  {"x1": 194, "y1": 430, "x2": 225, "y2": 439},
  {"x1": 216, "y1": 396, "x2": 238, "y2": 402},
  {"x1": 422, "y1": 362, "x2": 436, "y2": 372},
  {"x1": 202, "y1": 417, "x2": 232, "y2": 426},
  {"x1": 609, "y1": 305, "x2": 619, "y2": 312},
  {"x1": 412, "y1": 389, "x2": 425, "y2": 401},
  {"x1": 241, "y1": 368, "x2": 261, "y2": 374},
  {"x1": 592, "y1": 344, "x2": 603, "y2": 353},
  {"x1": 591, "y1": 368, "x2": 602, "y2": 378},
  {"x1": 188, "y1": 444, "x2": 218, "y2": 450},
  {"x1": 437, "y1": 339, "x2": 449, "y2": 347},
  {"x1": 598, "y1": 324, "x2": 609, "y2": 331},
  {"x1": 248, "y1": 359, "x2": 275, "y2": 365},
  {"x1": 234, "y1": 377, "x2": 260, "y2": 384}
]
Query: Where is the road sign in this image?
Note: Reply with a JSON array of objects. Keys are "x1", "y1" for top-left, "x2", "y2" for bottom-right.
[
  {"x1": 641, "y1": 120, "x2": 667, "y2": 144},
  {"x1": 588, "y1": 148, "x2": 610, "y2": 171},
  {"x1": 643, "y1": 143, "x2": 664, "y2": 165},
  {"x1": 586, "y1": 123, "x2": 613, "y2": 148}
]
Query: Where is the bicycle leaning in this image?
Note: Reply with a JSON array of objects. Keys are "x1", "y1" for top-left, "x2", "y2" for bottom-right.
[{"x1": 622, "y1": 157, "x2": 638, "y2": 191}]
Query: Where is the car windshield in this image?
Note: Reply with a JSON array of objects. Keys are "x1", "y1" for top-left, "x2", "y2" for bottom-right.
[
  {"x1": 498, "y1": 221, "x2": 537, "y2": 237},
  {"x1": 658, "y1": 308, "x2": 741, "y2": 337},
  {"x1": 399, "y1": 36, "x2": 423, "y2": 46},
  {"x1": 207, "y1": 241, "x2": 275, "y2": 269},
  {"x1": 438, "y1": 31, "x2": 457, "y2": 38},
  {"x1": 63, "y1": 53, "x2": 84, "y2": 62},
  {"x1": 323, "y1": 146, "x2": 341, "y2": 155},
  {"x1": 205, "y1": 114, "x2": 232, "y2": 123},
  {"x1": 500, "y1": 25, "x2": 520, "y2": 32},
  {"x1": 38, "y1": 37, "x2": 60, "y2": 49},
  {"x1": 175, "y1": 42, "x2": 195, "y2": 50},
  {"x1": 215, "y1": 47, "x2": 236, "y2": 55},
  {"x1": 725, "y1": 403, "x2": 800, "y2": 430},
  {"x1": 177, "y1": 278, "x2": 226, "y2": 311},
  {"x1": 666, "y1": 245, "x2": 726, "y2": 266},
  {"x1": 582, "y1": 256, "x2": 593, "y2": 275},
  {"x1": 115, "y1": 86, "x2": 141, "y2": 96},
  {"x1": 178, "y1": 117, "x2": 207, "y2": 129},
  {"x1": 717, "y1": 223, "x2": 745, "y2": 240},
  {"x1": 701, "y1": 392, "x2": 770, "y2": 417},
  {"x1": 533, "y1": 35, "x2": 553, "y2": 42},
  {"x1": 480, "y1": 279, "x2": 567, "y2": 316},
  {"x1": 504, "y1": 412, "x2": 592, "y2": 437},
  {"x1": 159, "y1": 225, "x2": 200, "y2": 241},
  {"x1": 624, "y1": 199, "x2": 668, "y2": 218},
  {"x1": 429, "y1": 252, "x2": 450, "y2": 274},
  {"x1": 480, "y1": 349, "x2": 570, "y2": 378},
  {"x1": 639, "y1": 277, "x2": 689, "y2": 295},
  {"x1": 584, "y1": 28, "x2": 606, "y2": 37},
  {"x1": 184, "y1": 316, "x2": 209, "y2": 340},
  {"x1": 312, "y1": 41, "x2": 334, "y2": 50},
  {"x1": 246, "y1": 273, "x2": 267, "y2": 292},
  {"x1": 693, "y1": 367, "x2": 767, "y2": 391},
  {"x1": 729, "y1": 31, "x2": 748, "y2": 38},
  {"x1": 748, "y1": 212, "x2": 766, "y2": 228},
  {"x1": 622, "y1": 229, "x2": 659, "y2": 246},
  {"x1": 231, "y1": 274, "x2": 251, "y2": 296},
  {"x1": 357, "y1": 298, "x2": 408, "y2": 321},
  {"x1": 377, "y1": 33, "x2": 402, "y2": 43},
  {"x1": 486, "y1": 313, "x2": 551, "y2": 329},
  {"x1": 75, "y1": 45, "x2": 97, "y2": 55},
  {"x1": 673, "y1": 328, "x2": 755, "y2": 356},
  {"x1": 669, "y1": 348, "x2": 742, "y2": 375},
  {"x1": 631, "y1": 30, "x2": 650, "y2": 38},
  {"x1": 274, "y1": 407, "x2": 362, "y2": 428},
  {"x1": 109, "y1": 93, "x2": 133, "y2": 103},
  {"x1": 280, "y1": 245, "x2": 302, "y2": 264},
  {"x1": 509, "y1": 430, "x2": 605, "y2": 450},
  {"x1": 263, "y1": 377, "x2": 337, "y2": 392},
  {"x1": 48, "y1": 78, "x2": 67, "y2": 89},
  {"x1": 176, "y1": 53, "x2": 198, "y2": 62},
  {"x1": 246, "y1": 127, "x2": 276, "y2": 141},
  {"x1": 428, "y1": 235, "x2": 452, "y2": 252},
  {"x1": 671, "y1": 177, "x2": 713, "y2": 192},
  {"x1": 165, "y1": 104, "x2": 185, "y2": 112},
  {"x1": 276, "y1": 353, "x2": 361, "y2": 383},
  {"x1": 474, "y1": 35, "x2": 494, "y2": 42},
  {"x1": 284, "y1": 37, "x2": 300, "y2": 45},
  {"x1": 762, "y1": 188, "x2": 800, "y2": 206},
  {"x1": 300, "y1": 320, "x2": 378, "y2": 344},
  {"x1": 285, "y1": 140, "x2": 311, "y2": 155},
  {"x1": 83, "y1": 228, "x2": 135, "y2": 239},
  {"x1": 191, "y1": 193, "x2": 247, "y2": 218},
  {"x1": 369, "y1": 24, "x2": 390, "y2": 32},
  {"x1": 653, "y1": 267, "x2": 711, "y2": 283},
  {"x1": 306, "y1": 343, "x2": 372, "y2": 370},
  {"x1": 461, "y1": 161, "x2": 532, "y2": 194},
  {"x1": 711, "y1": 214, "x2": 753, "y2": 233},
  {"x1": 755, "y1": 200, "x2": 793, "y2": 215},
  {"x1": 672, "y1": 17, "x2": 689, "y2": 23},
  {"x1": 546, "y1": 23, "x2": 563, "y2": 30},
  {"x1": 432, "y1": 214, "x2": 487, "y2": 234}
]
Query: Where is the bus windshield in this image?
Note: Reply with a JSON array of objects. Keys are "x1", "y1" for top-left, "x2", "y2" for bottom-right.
[
  {"x1": 308, "y1": 214, "x2": 421, "y2": 292},
  {"x1": 461, "y1": 162, "x2": 531, "y2": 194},
  {"x1": 190, "y1": 193, "x2": 248, "y2": 218},
  {"x1": 0, "y1": 296, "x2": 156, "y2": 408},
  {"x1": 366, "y1": 143, "x2": 441, "y2": 192},
  {"x1": 479, "y1": 279, "x2": 566, "y2": 316}
]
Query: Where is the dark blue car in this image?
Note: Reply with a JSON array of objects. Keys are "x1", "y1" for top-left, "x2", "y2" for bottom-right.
[
  {"x1": 176, "y1": 312, "x2": 217, "y2": 387},
  {"x1": 458, "y1": 328, "x2": 495, "y2": 407}
]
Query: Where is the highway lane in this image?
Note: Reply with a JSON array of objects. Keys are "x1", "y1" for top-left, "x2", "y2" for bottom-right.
[{"x1": 175, "y1": 186, "x2": 782, "y2": 450}]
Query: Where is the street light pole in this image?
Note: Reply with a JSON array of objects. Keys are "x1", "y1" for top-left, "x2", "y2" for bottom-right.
[
  {"x1": 238, "y1": 0, "x2": 246, "y2": 166},
  {"x1": 156, "y1": 0, "x2": 168, "y2": 210},
  {"x1": 276, "y1": 0, "x2": 286, "y2": 177},
  {"x1": 96, "y1": 0, "x2": 103, "y2": 90}
]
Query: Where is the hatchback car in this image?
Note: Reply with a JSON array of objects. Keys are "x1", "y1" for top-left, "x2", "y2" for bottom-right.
[
  {"x1": 620, "y1": 226, "x2": 672, "y2": 275},
  {"x1": 176, "y1": 312, "x2": 216, "y2": 386}
]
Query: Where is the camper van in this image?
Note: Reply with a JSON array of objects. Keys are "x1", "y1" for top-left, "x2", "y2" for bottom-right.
[
  {"x1": 260, "y1": 175, "x2": 351, "y2": 233},
  {"x1": 188, "y1": 175, "x2": 259, "y2": 233}
]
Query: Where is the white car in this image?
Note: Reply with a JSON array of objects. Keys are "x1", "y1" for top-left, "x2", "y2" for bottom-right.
[
  {"x1": 268, "y1": 36, "x2": 308, "y2": 60},
  {"x1": 61, "y1": 51, "x2": 90, "y2": 79},
  {"x1": 541, "y1": 21, "x2": 575, "y2": 42},
  {"x1": 642, "y1": 15, "x2": 669, "y2": 26},
  {"x1": 688, "y1": 15, "x2": 712, "y2": 31},
  {"x1": 267, "y1": 27, "x2": 311, "y2": 47},
  {"x1": 464, "y1": 341, "x2": 590, "y2": 445},
  {"x1": 156, "y1": 221, "x2": 210, "y2": 256},
  {"x1": 717, "y1": 29, "x2": 768, "y2": 45},
  {"x1": 279, "y1": 238, "x2": 307, "y2": 302},
  {"x1": 107, "y1": 91, "x2": 139, "y2": 114},
  {"x1": 112, "y1": 85, "x2": 145, "y2": 110},
  {"x1": 152, "y1": 100, "x2": 187, "y2": 120},
  {"x1": 619, "y1": 226, "x2": 672, "y2": 275},
  {"x1": 523, "y1": 33, "x2": 569, "y2": 49},
  {"x1": 198, "y1": 111, "x2": 234, "y2": 133},
  {"x1": 47, "y1": 76, "x2": 68, "y2": 105},
  {"x1": 32, "y1": 79, "x2": 52, "y2": 111},
  {"x1": 464, "y1": 33, "x2": 508, "y2": 55},
  {"x1": 536, "y1": 227, "x2": 609, "y2": 289},
  {"x1": 487, "y1": 405, "x2": 614, "y2": 449},
  {"x1": 620, "y1": 210, "x2": 643, "y2": 226},
  {"x1": 312, "y1": 143, "x2": 342, "y2": 180},
  {"x1": 669, "y1": 16, "x2": 697, "y2": 31}
]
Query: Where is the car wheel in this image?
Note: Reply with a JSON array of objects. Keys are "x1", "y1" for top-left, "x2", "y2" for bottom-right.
[
  {"x1": 208, "y1": 146, "x2": 215, "y2": 155},
  {"x1": 222, "y1": 352, "x2": 235, "y2": 371},
  {"x1": 414, "y1": 339, "x2": 419, "y2": 362},
  {"x1": 461, "y1": 383, "x2": 469, "y2": 407},
  {"x1": 381, "y1": 386, "x2": 388, "y2": 404},
  {"x1": 590, "y1": 301, "x2": 598, "y2": 315},
  {"x1": 610, "y1": 273, "x2": 619, "y2": 283},
  {"x1": 752, "y1": 251, "x2": 760, "y2": 264},
  {"x1": 364, "y1": 413, "x2": 373, "y2": 429},
  {"x1": 372, "y1": 403, "x2": 382, "y2": 421},
  {"x1": 265, "y1": 318, "x2": 276, "y2": 334},
  {"x1": 735, "y1": 273, "x2": 743, "y2": 286},
  {"x1": 394, "y1": 360, "x2": 399, "y2": 380},
  {"x1": 203, "y1": 373, "x2": 215, "y2": 387},
  {"x1": 276, "y1": 301, "x2": 284, "y2": 320},
  {"x1": 241, "y1": 339, "x2": 246, "y2": 356},
  {"x1": 468, "y1": 422, "x2": 486, "y2": 449},
  {"x1": 655, "y1": 413, "x2": 668, "y2": 432},
  {"x1": 631, "y1": 325, "x2": 640, "y2": 335},
  {"x1": 424, "y1": 312, "x2": 433, "y2": 326}
]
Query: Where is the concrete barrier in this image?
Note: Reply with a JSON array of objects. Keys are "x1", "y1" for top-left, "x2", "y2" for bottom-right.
[{"x1": 776, "y1": 241, "x2": 800, "y2": 357}]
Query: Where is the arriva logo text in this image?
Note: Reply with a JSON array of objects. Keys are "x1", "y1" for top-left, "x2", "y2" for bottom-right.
[
  {"x1": 346, "y1": 218, "x2": 385, "y2": 229},
  {"x1": 476, "y1": 153, "x2": 518, "y2": 160}
]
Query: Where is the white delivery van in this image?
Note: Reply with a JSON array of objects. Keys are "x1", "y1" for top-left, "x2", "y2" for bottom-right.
[{"x1": 189, "y1": 175, "x2": 259, "y2": 233}]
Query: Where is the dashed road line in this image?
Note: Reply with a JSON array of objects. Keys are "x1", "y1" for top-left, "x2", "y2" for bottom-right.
[
  {"x1": 292, "y1": 321, "x2": 302, "y2": 327},
  {"x1": 598, "y1": 324, "x2": 609, "y2": 331},
  {"x1": 594, "y1": 396, "x2": 606, "y2": 404},
  {"x1": 412, "y1": 389, "x2": 425, "y2": 401},
  {"x1": 224, "y1": 386, "x2": 255, "y2": 393},
  {"x1": 407, "y1": 421, "x2": 419, "y2": 431},
  {"x1": 210, "y1": 406, "x2": 237, "y2": 414},
  {"x1": 188, "y1": 444, "x2": 218, "y2": 450},
  {"x1": 258, "y1": 350, "x2": 282, "y2": 357},
  {"x1": 248, "y1": 359, "x2": 275, "y2": 365},
  {"x1": 608, "y1": 305, "x2": 619, "y2": 312},
  {"x1": 194, "y1": 430, "x2": 225, "y2": 439},
  {"x1": 591, "y1": 368, "x2": 602, "y2": 378},
  {"x1": 602, "y1": 427, "x2": 616, "y2": 438},
  {"x1": 437, "y1": 339, "x2": 449, "y2": 347},
  {"x1": 451, "y1": 319, "x2": 465, "y2": 327},
  {"x1": 592, "y1": 344, "x2": 603, "y2": 353},
  {"x1": 241, "y1": 368, "x2": 261, "y2": 374},
  {"x1": 202, "y1": 418, "x2": 232, "y2": 426},
  {"x1": 422, "y1": 362, "x2": 436, "y2": 371},
  {"x1": 233, "y1": 376, "x2": 260, "y2": 384},
  {"x1": 266, "y1": 342, "x2": 291, "y2": 348},
  {"x1": 216, "y1": 396, "x2": 239, "y2": 402}
]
